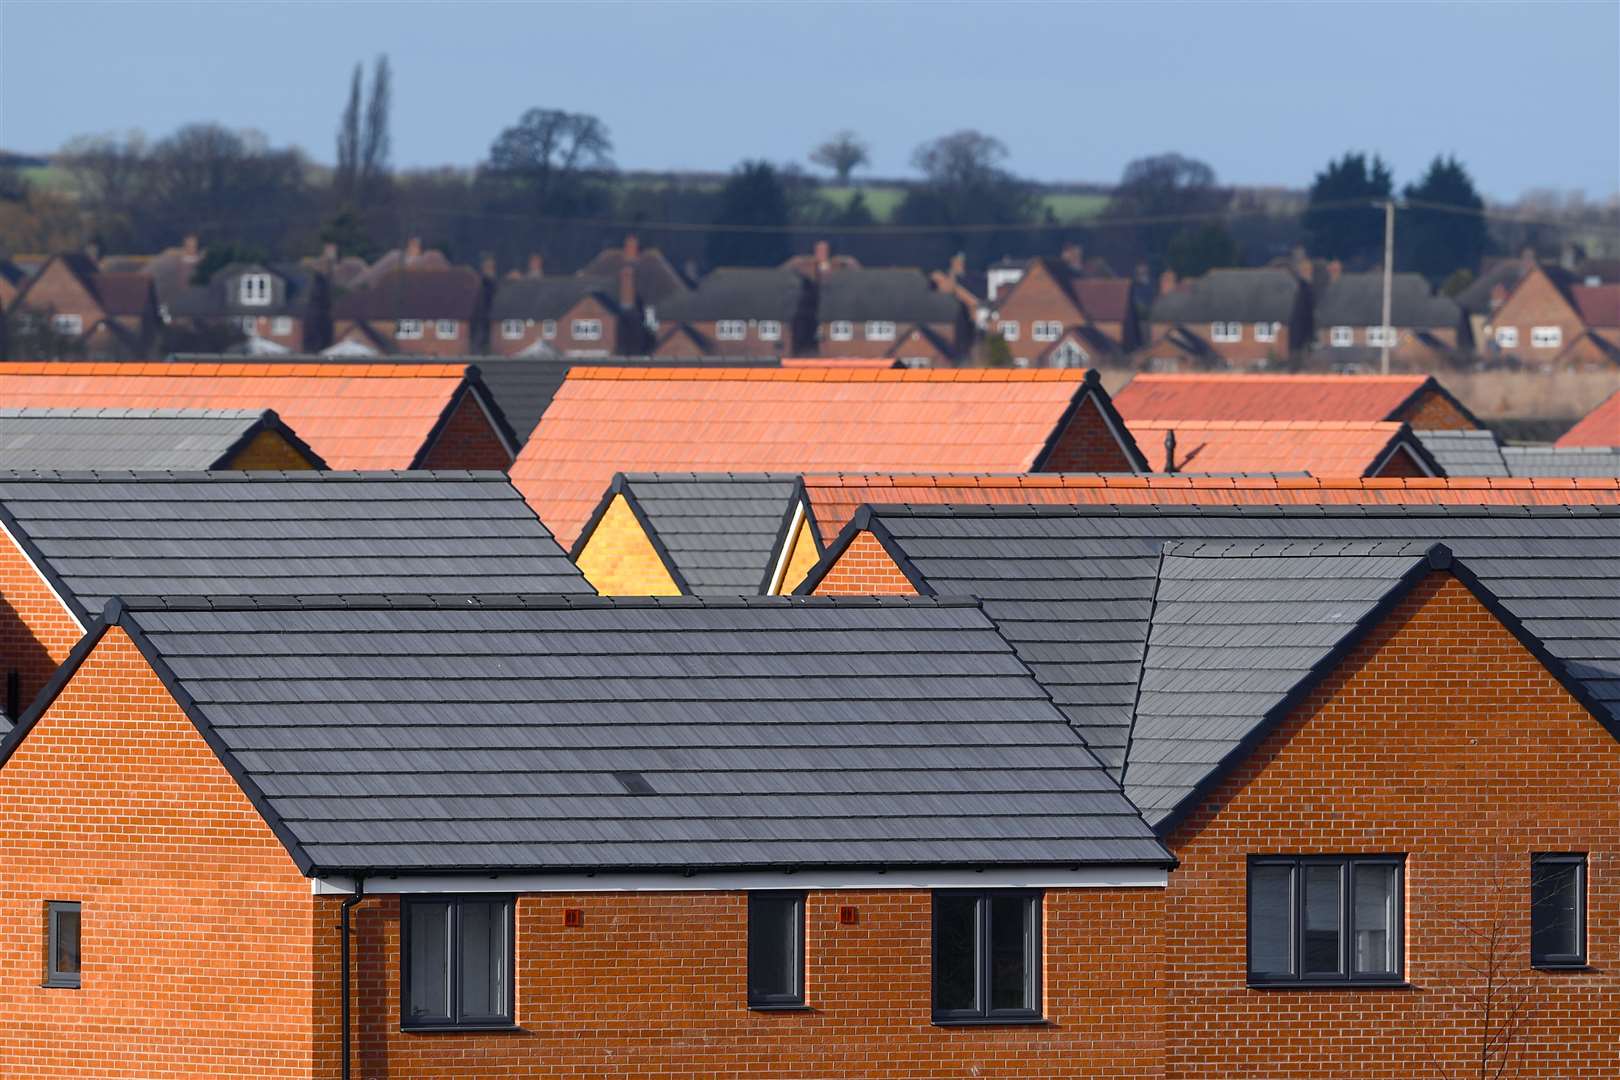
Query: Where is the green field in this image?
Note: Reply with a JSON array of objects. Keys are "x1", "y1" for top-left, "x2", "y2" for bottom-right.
[{"x1": 820, "y1": 185, "x2": 1106, "y2": 224}]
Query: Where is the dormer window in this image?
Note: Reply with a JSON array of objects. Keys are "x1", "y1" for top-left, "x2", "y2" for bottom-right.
[{"x1": 239, "y1": 273, "x2": 272, "y2": 306}]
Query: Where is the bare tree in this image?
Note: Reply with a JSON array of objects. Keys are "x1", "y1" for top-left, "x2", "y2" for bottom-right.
[
  {"x1": 335, "y1": 55, "x2": 391, "y2": 205},
  {"x1": 335, "y1": 65, "x2": 362, "y2": 202},
  {"x1": 58, "y1": 131, "x2": 151, "y2": 244},
  {"x1": 485, "y1": 108, "x2": 614, "y2": 215},
  {"x1": 809, "y1": 131, "x2": 869, "y2": 184}
]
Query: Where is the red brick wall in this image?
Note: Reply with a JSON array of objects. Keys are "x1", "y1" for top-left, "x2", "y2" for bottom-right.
[
  {"x1": 491, "y1": 295, "x2": 633, "y2": 358},
  {"x1": 416, "y1": 391, "x2": 514, "y2": 469},
  {"x1": 1396, "y1": 388, "x2": 1476, "y2": 430},
  {"x1": 349, "y1": 887, "x2": 1166, "y2": 1079},
  {"x1": 993, "y1": 262, "x2": 1086, "y2": 365},
  {"x1": 334, "y1": 318, "x2": 475, "y2": 357},
  {"x1": 1163, "y1": 573, "x2": 1620, "y2": 1079},
  {"x1": 0, "y1": 627, "x2": 330, "y2": 1078},
  {"x1": 809, "y1": 530, "x2": 917, "y2": 595},
  {"x1": 1371, "y1": 443, "x2": 1430, "y2": 478},
  {"x1": 1487, "y1": 268, "x2": 1585, "y2": 367},
  {"x1": 0, "y1": 523, "x2": 83, "y2": 716},
  {"x1": 1039, "y1": 394, "x2": 1139, "y2": 472}
]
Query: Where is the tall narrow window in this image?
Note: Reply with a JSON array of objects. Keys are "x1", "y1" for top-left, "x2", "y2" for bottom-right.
[
  {"x1": 1531, "y1": 853, "x2": 1586, "y2": 968},
  {"x1": 46, "y1": 901, "x2": 80, "y2": 988},
  {"x1": 931, "y1": 891, "x2": 1041, "y2": 1023},
  {"x1": 747, "y1": 892, "x2": 804, "y2": 1008},
  {"x1": 1247, "y1": 856, "x2": 1404, "y2": 985},
  {"x1": 401, "y1": 896, "x2": 514, "y2": 1030}
]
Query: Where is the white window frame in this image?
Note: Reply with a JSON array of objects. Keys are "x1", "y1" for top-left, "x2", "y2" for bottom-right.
[
  {"x1": 572, "y1": 318, "x2": 603, "y2": 341},
  {"x1": 51, "y1": 313, "x2": 84, "y2": 336},
  {"x1": 864, "y1": 321, "x2": 896, "y2": 342},
  {"x1": 1031, "y1": 320, "x2": 1062, "y2": 342},
  {"x1": 758, "y1": 320, "x2": 782, "y2": 342},
  {"x1": 1048, "y1": 340, "x2": 1086, "y2": 369},
  {"x1": 1254, "y1": 322, "x2": 1278, "y2": 343},
  {"x1": 271, "y1": 316, "x2": 294, "y2": 336},
  {"x1": 435, "y1": 320, "x2": 459, "y2": 340},
  {"x1": 542, "y1": 320, "x2": 557, "y2": 340},
  {"x1": 1495, "y1": 326, "x2": 1519, "y2": 349},
  {"x1": 1531, "y1": 326, "x2": 1562, "y2": 349},
  {"x1": 1211, "y1": 321, "x2": 1243, "y2": 343},
  {"x1": 828, "y1": 321, "x2": 854, "y2": 342},
  {"x1": 998, "y1": 320, "x2": 1020, "y2": 342},
  {"x1": 238, "y1": 315, "x2": 259, "y2": 336},
  {"x1": 396, "y1": 318, "x2": 424, "y2": 340},
  {"x1": 1329, "y1": 326, "x2": 1354, "y2": 347},
  {"x1": 238, "y1": 273, "x2": 273, "y2": 306},
  {"x1": 1365, "y1": 326, "x2": 1396, "y2": 347},
  {"x1": 501, "y1": 319, "x2": 525, "y2": 340},
  {"x1": 716, "y1": 320, "x2": 748, "y2": 341}
]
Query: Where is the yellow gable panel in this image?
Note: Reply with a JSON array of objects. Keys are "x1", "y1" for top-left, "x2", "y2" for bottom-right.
[
  {"x1": 573, "y1": 494, "x2": 682, "y2": 596},
  {"x1": 770, "y1": 511, "x2": 822, "y2": 595},
  {"x1": 224, "y1": 429, "x2": 320, "y2": 470}
]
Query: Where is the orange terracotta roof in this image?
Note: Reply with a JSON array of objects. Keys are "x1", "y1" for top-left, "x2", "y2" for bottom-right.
[
  {"x1": 511, "y1": 367, "x2": 1098, "y2": 546},
  {"x1": 1126, "y1": 419, "x2": 1418, "y2": 476},
  {"x1": 1557, "y1": 388, "x2": 1620, "y2": 447},
  {"x1": 1113, "y1": 373, "x2": 1434, "y2": 423},
  {"x1": 0, "y1": 361, "x2": 473, "y2": 469},
  {"x1": 781, "y1": 357, "x2": 901, "y2": 369},
  {"x1": 800, "y1": 471, "x2": 1620, "y2": 546}
]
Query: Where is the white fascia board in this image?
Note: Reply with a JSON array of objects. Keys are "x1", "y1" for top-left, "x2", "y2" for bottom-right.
[{"x1": 313, "y1": 865, "x2": 1168, "y2": 896}]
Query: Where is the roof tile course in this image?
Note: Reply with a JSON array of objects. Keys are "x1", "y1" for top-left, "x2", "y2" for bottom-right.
[
  {"x1": 0, "y1": 407, "x2": 321, "y2": 471},
  {"x1": 1125, "y1": 419, "x2": 1425, "y2": 475},
  {"x1": 1113, "y1": 373, "x2": 1441, "y2": 424},
  {"x1": 1558, "y1": 389, "x2": 1620, "y2": 448}
]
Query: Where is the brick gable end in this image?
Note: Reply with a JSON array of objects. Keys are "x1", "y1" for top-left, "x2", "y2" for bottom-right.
[
  {"x1": 1040, "y1": 394, "x2": 1138, "y2": 472},
  {"x1": 810, "y1": 530, "x2": 916, "y2": 595}
]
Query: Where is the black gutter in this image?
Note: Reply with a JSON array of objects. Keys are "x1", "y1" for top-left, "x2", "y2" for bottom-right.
[{"x1": 340, "y1": 875, "x2": 366, "y2": 1080}]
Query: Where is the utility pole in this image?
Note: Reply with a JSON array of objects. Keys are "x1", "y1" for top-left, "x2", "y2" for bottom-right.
[{"x1": 1380, "y1": 199, "x2": 1395, "y2": 375}]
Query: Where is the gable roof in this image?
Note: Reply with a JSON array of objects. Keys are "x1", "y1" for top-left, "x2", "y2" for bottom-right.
[
  {"x1": 10, "y1": 595, "x2": 1171, "y2": 876},
  {"x1": 574, "y1": 472, "x2": 807, "y2": 595},
  {"x1": 166, "y1": 262, "x2": 321, "y2": 320},
  {"x1": 1410, "y1": 428, "x2": 1509, "y2": 477},
  {"x1": 994, "y1": 258, "x2": 1134, "y2": 324},
  {"x1": 511, "y1": 367, "x2": 1147, "y2": 547},
  {"x1": 0, "y1": 407, "x2": 325, "y2": 471},
  {"x1": 578, "y1": 245, "x2": 691, "y2": 306},
  {"x1": 1558, "y1": 389, "x2": 1620, "y2": 448},
  {"x1": 0, "y1": 471, "x2": 588, "y2": 628},
  {"x1": 490, "y1": 276, "x2": 623, "y2": 321},
  {"x1": 814, "y1": 268, "x2": 963, "y2": 324},
  {"x1": 1572, "y1": 284, "x2": 1620, "y2": 329},
  {"x1": 1313, "y1": 272, "x2": 1461, "y2": 329},
  {"x1": 657, "y1": 268, "x2": 807, "y2": 323},
  {"x1": 1148, "y1": 268, "x2": 1303, "y2": 324},
  {"x1": 1126, "y1": 419, "x2": 1437, "y2": 476},
  {"x1": 16, "y1": 254, "x2": 156, "y2": 319},
  {"x1": 805, "y1": 504, "x2": 1620, "y2": 813},
  {"x1": 333, "y1": 266, "x2": 484, "y2": 322},
  {"x1": 0, "y1": 361, "x2": 513, "y2": 469},
  {"x1": 1502, "y1": 445, "x2": 1620, "y2": 477},
  {"x1": 1113, "y1": 373, "x2": 1478, "y2": 426}
]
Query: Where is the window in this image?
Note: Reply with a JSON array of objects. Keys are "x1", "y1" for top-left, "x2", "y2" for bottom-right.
[
  {"x1": 828, "y1": 320, "x2": 854, "y2": 341},
  {"x1": 1329, "y1": 326, "x2": 1354, "y2": 347},
  {"x1": 758, "y1": 320, "x2": 782, "y2": 342},
  {"x1": 501, "y1": 319, "x2": 525, "y2": 340},
  {"x1": 238, "y1": 273, "x2": 272, "y2": 306},
  {"x1": 271, "y1": 316, "x2": 294, "y2": 336},
  {"x1": 541, "y1": 319, "x2": 557, "y2": 340},
  {"x1": 396, "y1": 318, "x2": 424, "y2": 340},
  {"x1": 1531, "y1": 326, "x2": 1563, "y2": 349},
  {"x1": 716, "y1": 320, "x2": 747, "y2": 341},
  {"x1": 572, "y1": 318, "x2": 603, "y2": 341},
  {"x1": 435, "y1": 320, "x2": 459, "y2": 340},
  {"x1": 45, "y1": 901, "x2": 80, "y2": 988},
  {"x1": 747, "y1": 892, "x2": 804, "y2": 1008},
  {"x1": 1031, "y1": 320, "x2": 1062, "y2": 342},
  {"x1": 931, "y1": 890, "x2": 1041, "y2": 1023},
  {"x1": 1366, "y1": 326, "x2": 1395, "y2": 346},
  {"x1": 1254, "y1": 322, "x2": 1278, "y2": 343},
  {"x1": 401, "y1": 896, "x2": 514, "y2": 1030},
  {"x1": 864, "y1": 321, "x2": 896, "y2": 341},
  {"x1": 1211, "y1": 321, "x2": 1243, "y2": 343},
  {"x1": 1531, "y1": 854, "x2": 1586, "y2": 968},
  {"x1": 1495, "y1": 326, "x2": 1519, "y2": 349},
  {"x1": 1048, "y1": 340, "x2": 1086, "y2": 369},
  {"x1": 51, "y1": 313, "x2": 83, "y2": 336},
  {"x1": 238, "y1": 315, "x2": 259, "y2": 336},
  {"x1": 998, "y1": 320, "x2": 1020, "y2": 342},
  {"x1": 1248, "y1": 856, "x2": 1403, "y2": 986}
]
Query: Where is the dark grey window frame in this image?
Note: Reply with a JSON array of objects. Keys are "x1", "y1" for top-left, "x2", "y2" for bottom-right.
[
  {"x1": 1246, "y1": 855, "x2": 1406, "y2": 988},
  {"x1": 1530, "y1": 853, "x2": 1587, "y2": 969},
  {"x1": 930, "y1": 889, "x2": 1043, "y2": 1025},
  {"x1": 400, "y1": 895, "x2": 516, "y2": 1031},
  {"x1": 747, "y1": 891, "x2": 806, "y2": 1010},
  {"x1": 45, "y1": 901, "x2": 80, "y2": 989}
]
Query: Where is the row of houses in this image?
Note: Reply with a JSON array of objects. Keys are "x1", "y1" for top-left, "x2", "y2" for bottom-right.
[
  {"x1": 6, "y1": 236, "x2": 1617, "y2": 373},
  {"x1": 1, "y1": 363, "x2": 1619, "y2": 1074}
]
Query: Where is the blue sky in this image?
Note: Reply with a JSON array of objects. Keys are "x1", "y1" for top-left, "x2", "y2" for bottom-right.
[{"x1": 2, "y1": 1, "x2": 1616, "y2": 199}]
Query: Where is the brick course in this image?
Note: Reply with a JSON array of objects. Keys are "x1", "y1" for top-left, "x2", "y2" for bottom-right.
[
  {"x1": 572, "y1": 493, "x2": 681, "y2": 595},
  {"x1": 0, "y1": 522, "x2": 82, "y2": 716},
  {"x1": 1039, "y1": 394, "x2": 1139, "y2": 472},
  {"x1": 415, "y1": 391, "x2": 514, "y2": 470},
  {"x1": 810, "y1": 529, "x2": 916, "y2": 595},
  {"x1": 1394, "y1": 388, "x2": 1476, "y2": 430}
]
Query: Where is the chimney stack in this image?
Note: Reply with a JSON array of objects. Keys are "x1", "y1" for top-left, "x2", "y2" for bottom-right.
[
  {"x1": 1163, "y1": 430, "x2": 1178, "y2": 474},
  {"x1": 481, "y1": 253, "x2": 497, "y2": 279},
  {"x1": 1061, "y1": 243, "x2": 1083, "y2": 272},
  {"x1": 619, "y1": 263, "x2": 636, "y2": 311},
  {"x1": 1327, "y1": 258, "x2": 1343, "y2": 283},
  {"x1": 182, "y1": 234, "x2": 200, "y2": 259},
  {"x1": 1519, "y1": 245, "x2": 1536, "y2": 265},
  {"x1": 814, "y1": 239, "x2": 831, "y2": 274},
  {"x1": 84, "y1": 241, "x2": 101, "y2": 264},
  {"x1": 949, "y1": 252, "x2": 965, "y2": 286},
  {"x1": 322, "y1": 242, "x2": 338, "y2": 263},
  {"x1": 1159, "y1": 269, "x2": 1178, "y2": 295},
  {"x1": 623, "y1": 234, "x2": 639, "y2": 262},
  {"x1": 1489, "y1": 283, "x2": 1508, "y2": 311},
  {"x1": 528, "y1": 253, "x2": 544, "y2": 277},
  {"x1": 406, "y1": 236, "x2": 423, "y2": 261}
]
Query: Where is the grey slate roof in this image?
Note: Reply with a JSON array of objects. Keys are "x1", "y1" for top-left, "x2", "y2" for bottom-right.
[
  {"x1": 808, "y1": 504, "x2": 1620, "y2": 826},
  {"x1": 0, "y1": 472, "x2": 589, "y2": 623},
  {"x1": 1314, "y1": 272, "x2": 1461, "y2": 329},
  {"x1": 1502, "y1": 446, "x2": 1620, "y2": 478},
  {"x1": 490, "y1": 277, "x2": 622, "y2": 321},
  {"x1": 583, "y1": 473, "x2": 807, "y2": 595},
  {"x1": 1149, "y1": 269, "x2": 1303, "y2": 324},
  {"x1": 0, "y1": 407, "x2": 324, "y2": 471},
  {"x1": 816, "y1": 269, "x2": 964, "y2": 324},
  {"x1": 1413, "y1": 429, "x2": 1509, "y2": 477},
  {"x1": 58, "y1": 596, "x2": 1170, "y2": 875},
  {"x1": 658, "y1": 268, "x2": 808, "y2": 323}
]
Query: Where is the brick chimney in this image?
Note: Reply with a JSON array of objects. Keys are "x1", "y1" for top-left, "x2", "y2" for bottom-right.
[
  {"x1": 322, "y1": 242, "x2": 338, "y2": 263},
  {"x1": 1489, "y1": 283, "x2": 1508, "y2": 310},
  {"x1": 182, "y1": 234, "x2": 200, "y2": 259},
  {"x1": 481, "y1": 253, "x2": 497, "y2": 279},
  {"x1": 623, "y1": 234, "x2": 639, "y2": 263},
  {"x1": 1061, "y1": 243, "x2": 1083, "y2": 272},
  {"x1": 949, "y1": 252, "x2": 965, "y2": 286},
  {"x1": 1519, "y1": 246, "x2": 1536, "y2": 265},
  {"x1": 1159, "y1": 269, "x2": 1177, "y2": 295},
  {"x1": 814, "y1": 239, "x2": 831, "y2": 274},
  {"x1": 619, "y1": 263, "x2": 636, "y2": 311},
  {"x1": 406, "y1": 236, "x2": 423, "y2": 261},
  {"x1": 528, "y1": 253, "x2": 544, "y2": 277},
  {"x1": 1327, "y1": 259, "x2": 1343, "y2": 283}
]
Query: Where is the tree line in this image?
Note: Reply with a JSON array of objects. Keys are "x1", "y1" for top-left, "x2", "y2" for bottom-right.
[{"x1": 0, "y1": 54, "x2": 1605, "y2": 286}]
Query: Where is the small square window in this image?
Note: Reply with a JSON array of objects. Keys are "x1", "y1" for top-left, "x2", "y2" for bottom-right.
[
  {"x1": 435, "y1": 320, "x2": 459, "y2": 340},
  {"x1": 864, "y1": 321, "x2": 896, "y2": 341},
  {"x1": 51, "y1": 313, "x2": 84, "y2": 336},
  {"x1": 998, "y1": 320, "x2": 1020, "y2": 342},
  {"x1": 501, "y1": 319, "x2": 525, "y2": 340},
  {"x1": 1329, "y1": 326, "x2": 1354, "y2": 347},
  {"x1": 1366, "y1": 326, "x2": 1395, "y2": 346},
  {"x1": 401, "y1": 896, "x2": 514, "y2": 1030},
  {"x1": 747, "y1": 892, "x2": 804, "y2": 1008},
  {"x1": 396, "y1": 319, "x2": 424, "y2": 340},
  {"x1": 542, "y1": 319, "x2": 557, "y2": 340},
  {"x1": 271, "y1": 316, "x2": 294, "y2": 336},
  {"x1": 716, "y1": 320, "x2": 747, "y2": 341},
  {"x1": 46, "y1": 901, "x2": 80, "y2": 988},
  {"x1": 1212, "y1": 322, "x2": 1243, "y2": 343},
  {"x1": 931, "y1": 890, "x2": 1041, "y2": 1023},
  {"x1": 1531, "y1": 853, "x2": 1586, "y2": 968},
  {"x1": 1254, "y1": 322, "x2": 1278, "y2": 343},
  {"x1": 1495, "y1": 326, "x2": 1519, "y2": 349},
  {"x1": 757, "y1": 320, "x2": 782, "y2": 342},
  {"x1": 828, "y1": 321, "x2": 853, "y2": 342},
  {"x1": 1248, "y1": 855, "x2": 1404, "y2": 986},
  {"x1": 572, "y1": 318, "x2": 603, "y2": 341},
  {"x1": 238, "y1": 315, "x2": 259, "y2": 336},
  {"x1": 1531, "y1": 326, "x2": 1562, "y2": 349}
]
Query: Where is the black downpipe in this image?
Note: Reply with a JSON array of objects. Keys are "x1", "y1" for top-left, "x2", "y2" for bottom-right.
[{"x1": 340, "y1": 876, "x2": 366, "y2": 1080}]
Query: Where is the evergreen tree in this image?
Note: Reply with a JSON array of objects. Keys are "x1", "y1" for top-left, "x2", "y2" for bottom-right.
[
  {"x1": 706, "y1": 161, "x2": 791, "y2": 267},
  {"x1": 1401, "y1": 155, "x2": 1487, "y2": 282},
  {"x1": 1302, "y1": 152, "x2": 1392, "y2": 264}
]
